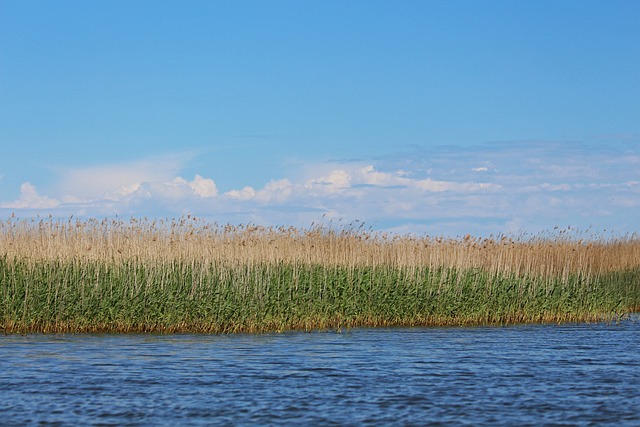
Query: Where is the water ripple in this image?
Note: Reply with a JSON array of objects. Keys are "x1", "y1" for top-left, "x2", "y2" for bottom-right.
[{"x1": 1, "y1": 317, "x2": 639, "y2": 426}]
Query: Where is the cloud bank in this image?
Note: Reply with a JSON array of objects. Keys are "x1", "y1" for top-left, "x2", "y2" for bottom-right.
[{"x1": 1, "y1": 142, "x2": 638, "y2": 236}]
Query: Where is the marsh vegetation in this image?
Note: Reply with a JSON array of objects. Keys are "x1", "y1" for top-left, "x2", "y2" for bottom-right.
[{"x1": 1, "y1": 216, "x2": 639, "y2": 333}]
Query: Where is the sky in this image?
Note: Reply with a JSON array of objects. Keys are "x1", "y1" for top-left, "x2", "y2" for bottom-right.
[{"x1": 1, "y1": 0, "x2": 639, "y2": 237}]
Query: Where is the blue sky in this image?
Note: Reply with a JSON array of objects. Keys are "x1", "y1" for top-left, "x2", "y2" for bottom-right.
[{"x1": 1, "y1": 1, "x2": 639, "y2": 236}]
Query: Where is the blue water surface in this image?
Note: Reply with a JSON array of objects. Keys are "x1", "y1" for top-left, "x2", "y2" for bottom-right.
[{"x1": 1, "y1": 316, "x2": 639, "y2": 426}]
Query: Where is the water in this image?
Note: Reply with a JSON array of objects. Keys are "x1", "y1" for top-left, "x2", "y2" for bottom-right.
[{"x1": 1, "y1": 317, "x2": 639, "y2": 426}]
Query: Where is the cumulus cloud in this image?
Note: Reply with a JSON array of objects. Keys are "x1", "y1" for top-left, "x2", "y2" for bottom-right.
[
  {"x1": 189, "y1": 175, "x2": 218, "y2": 198},
  {"x1": 102, "y1": 175, "x2": 219, "y2": 208},
  {"x1": 256, "y1": 179, "x2": 294, "y2": 202},
  {"x1": 358, "y1": 165, "x2": 402, "y2": 186},
  {"x1": 305, "y1": 170, "x2": 351, "y2": 194},
  {"x1": 225, "y1": 186, "x2": 257, "y2": 200},
  {"x1": 1, "y1": 182, "x2": 60, "y2": 209}
]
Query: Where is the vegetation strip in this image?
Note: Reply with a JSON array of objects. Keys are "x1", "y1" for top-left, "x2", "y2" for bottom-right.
[{"x1": 2, "y1": 217, "x2": 639, "y2": 333}]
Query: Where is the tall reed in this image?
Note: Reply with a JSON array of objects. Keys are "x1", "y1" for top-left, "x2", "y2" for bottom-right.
[{"x1": 1, "y1": 216, "x2": 639, "y2": 333}]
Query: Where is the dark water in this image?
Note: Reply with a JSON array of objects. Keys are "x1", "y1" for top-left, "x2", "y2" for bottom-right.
[{"x1": 1, "y1": 317, "x2": 639, "y2": 426}]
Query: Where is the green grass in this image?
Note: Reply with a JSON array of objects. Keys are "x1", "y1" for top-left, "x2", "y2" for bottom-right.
[{"x1": 2, "y1": 256, "x2": 638, "y2": 334}]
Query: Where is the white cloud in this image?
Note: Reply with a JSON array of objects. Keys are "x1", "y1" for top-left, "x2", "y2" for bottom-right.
[
  {"x1": 225, "y1": 186, "x2": 257, "y2": 200},
  {"x1": 43, "y1": 154, "x2": 218, "y2": 210},
  {"x1": 105, "y1": 182, "x2": 143, "y2": 201},
  {"x1": 539, "y1": 183, "x2": 572, "y2": 191},
  {"x1": 305, "y1": 170, "x2": 351, "y2": 194},
  {"x1": 224, "y1": 179, "x2": 293, "y2": 202},
  {"x1": 56, "y1": 156, "x2": 184, "y2": 199},
  {"x1": 2, "y1": 142, "x2": 638, "y2": 236},
  {"x1": 108, "y1": 175, "x2": 218, "y2": 204},
  {"x1": 413, "y1": 178, "x2": 499, "y2": 193},
  {"x1": 300, "y1": 165, "x2": 500, "y2": 195},
  {"x1": 358, "y1": 165, "x2": 404, "y2": 186},
  {"x1": 1, "y1": 182, "x2": 60, "y2": 209},
  {"x1": 256, "y1": 179, "x2": 293, "y2": 202},
  {"x1": 188, "y1": 175, "x2": 218, "y2": 198}
]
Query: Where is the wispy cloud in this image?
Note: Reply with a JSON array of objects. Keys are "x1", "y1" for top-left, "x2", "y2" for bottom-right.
[
  {"x1": 1, "y1": 142, "x2": 638, "y2": 236},
  {"x1": 54, "y1": 155, "x2": 186, "y2": 200}
]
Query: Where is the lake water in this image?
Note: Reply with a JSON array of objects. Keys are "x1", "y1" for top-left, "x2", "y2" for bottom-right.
[{"x1": 1, "y1": 316, "x2": 639, "y2": 426}]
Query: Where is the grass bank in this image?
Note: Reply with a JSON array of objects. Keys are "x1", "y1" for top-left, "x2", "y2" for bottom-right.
[{"x1": 2, "y1": 217, "x2": 639, "y2": 333}]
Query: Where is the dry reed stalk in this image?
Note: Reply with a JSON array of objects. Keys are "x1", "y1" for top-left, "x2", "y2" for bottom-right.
[{"x1": 1, "y1": 216, "x2": 639, "y2": 277}]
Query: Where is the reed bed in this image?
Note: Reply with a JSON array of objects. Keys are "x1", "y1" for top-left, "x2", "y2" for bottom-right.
[{"x1": 1, "y1": 216, "x2": 639, "y2": 333}]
